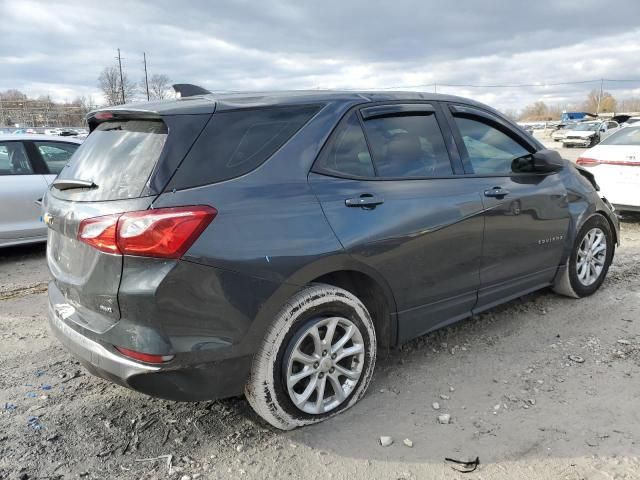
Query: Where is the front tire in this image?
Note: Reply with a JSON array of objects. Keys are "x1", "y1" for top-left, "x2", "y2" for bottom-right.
[
  {"x1": 245, "y1": 284, "x2": 376, "y2": 430},
  {"x1": 553, "y1": 214, "x2": 614, "y2": 298}
]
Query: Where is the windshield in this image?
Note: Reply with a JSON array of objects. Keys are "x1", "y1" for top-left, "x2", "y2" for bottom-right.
[
  {"x1": 574, "y1": 122, "x2": 600, "y2": 131},
  {"x1": 599, "y1": 126, "x2": 640, "y2": 146}
]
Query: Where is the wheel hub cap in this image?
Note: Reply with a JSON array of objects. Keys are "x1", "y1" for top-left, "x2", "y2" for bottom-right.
[
  {"x1": 285, "y1": 316, "x2": 365, "y2": 415},
  {"x1": 576, "y1": 227, "x2": 607, "y2": 287},
  {"x1": 319, "y1": 357, "x2": 333, "y2": 373}
]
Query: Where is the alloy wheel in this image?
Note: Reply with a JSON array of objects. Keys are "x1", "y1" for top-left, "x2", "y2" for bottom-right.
[
  {"x1": 285, "y1": 317, "x2": 365, "y2": 415},
  {"x1": 576, "y1": 227, "x2": 607, "y2": 286}
]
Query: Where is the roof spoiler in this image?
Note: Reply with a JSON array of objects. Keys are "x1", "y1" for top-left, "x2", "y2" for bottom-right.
[{"x1": 173, "y1": 84, "x2": 212, "y2": 97}]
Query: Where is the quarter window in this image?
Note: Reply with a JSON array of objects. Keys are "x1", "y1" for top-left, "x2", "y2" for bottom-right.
[
  {"x1": 0, "y1": 142, "x2": 33, "y2": 175},
  {"x1": 453, "y1": 116, "x2": 530, "y2": 174},
  {"x1": 169, "y1": 105, "x2": 321, "y2": 189},
  {"x1": 315, "y1": 112, "x2": 375, "y2": 177},
  {"x1": 34, "y1": 141, "x2": 79, "y2": 174},
  {"x1": 363, "y1": 113, "x2": 452, "y2": 178}
]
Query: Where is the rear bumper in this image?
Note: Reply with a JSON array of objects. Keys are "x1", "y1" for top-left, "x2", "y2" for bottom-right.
[
  {"x1": 48, "y1": 283, "x2": 252, "y2": 401},
  {"x1": 48, "y1": 297, "x2": 159, "y2": 381}
]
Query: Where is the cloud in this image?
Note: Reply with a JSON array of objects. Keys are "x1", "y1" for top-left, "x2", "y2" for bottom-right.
[{"x1": 2, "y1": 0, "x2": 640, "y2": 110}]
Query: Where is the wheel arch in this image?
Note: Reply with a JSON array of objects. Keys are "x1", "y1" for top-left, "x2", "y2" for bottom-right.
[
  {"x1": 310, "y1": 269, "x2": 397, "y2": 349},
  {"x1": 596, "y1": 209, "x2": 619, "y2": 246}
]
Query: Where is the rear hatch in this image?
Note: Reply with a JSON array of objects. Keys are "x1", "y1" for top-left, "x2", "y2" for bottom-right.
[{"x1": 45, "y1": 111, "x2": 211, "y2": 333}]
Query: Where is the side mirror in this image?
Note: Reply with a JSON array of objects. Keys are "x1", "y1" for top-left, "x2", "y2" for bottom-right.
[{"x1": 532, "y1": 149, "x2": 565, "y2": 172}]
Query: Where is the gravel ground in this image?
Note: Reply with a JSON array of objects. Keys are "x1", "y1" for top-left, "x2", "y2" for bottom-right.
[{"x1": 1, "y1": 138, "x2": 639, "y2": 479}]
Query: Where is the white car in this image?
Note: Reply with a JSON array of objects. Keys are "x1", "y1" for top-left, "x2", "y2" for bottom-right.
[
  {"x1": 576, "y1": 126, "x2": 640, "y2": 212},
  {"x1": 551, "y1": 123, "x2": 578, "y2": 142},
  {"x1": 0, "y1": 134, "x2": 81, "y2": 247},
  {"x1": 563, "y1": 120, "x2": 621, "y2": 148},
  {"x1": 621, "y1": 117, "x2": 640, "y2": 127}
]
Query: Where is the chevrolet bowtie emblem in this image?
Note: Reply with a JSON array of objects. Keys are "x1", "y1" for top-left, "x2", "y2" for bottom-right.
[{"x1": 43, "y1": 212, "x2": 54, "y2": 227}]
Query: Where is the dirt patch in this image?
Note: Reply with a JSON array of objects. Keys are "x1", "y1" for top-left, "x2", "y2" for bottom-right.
[{"x1": 1, "y1": 217, "x2": 639, "y2": 479}]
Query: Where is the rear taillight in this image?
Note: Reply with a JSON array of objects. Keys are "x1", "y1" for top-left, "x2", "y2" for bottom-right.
[
  {"x1": 576, "y1": 157, "x2": 600, "y2": 167},
  {"x1": 576, "y1": 157, "x2": 640, "y2": 167},
  {"x1": 77, "y1": 206, "x2": 217, "y2": 258},
  {"x1": 78, "y1": 214, "x2": 120, "y2": 253},
  {"x1": 115, "y1": 346, "x2": 174, "y2": 364}
]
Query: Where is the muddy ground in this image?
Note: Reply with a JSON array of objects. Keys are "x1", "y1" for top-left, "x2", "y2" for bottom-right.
[{"x1": 1, "y1": 136, "x2": 640, "y2": 479}]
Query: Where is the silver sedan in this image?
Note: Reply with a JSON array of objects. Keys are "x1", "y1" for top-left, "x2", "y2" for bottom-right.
[{"x1": 0, "y1": 134, "x2": 82, "y2": 247}]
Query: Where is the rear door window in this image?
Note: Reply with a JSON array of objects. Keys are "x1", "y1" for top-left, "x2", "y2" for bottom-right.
[
  {"x1": 52, "y1": 120, "x2": 167, "y2": 200},
  {"x1": 0, "y1": 142, "x2": 33, "y2": 175},
  {"x1": 169, "y1": 105, "x2": 321, "y2": 189},
  {"x1": 33, "y1": 141, "x2": 79, "y2": 174},
  {"x1": 362, "y1": 113, "x2": 452, "y2": 178}
]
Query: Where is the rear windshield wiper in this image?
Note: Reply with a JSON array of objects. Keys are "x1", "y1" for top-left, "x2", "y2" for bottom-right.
[{"x1": 52, "y1": 179, "x2": 98, "y2": 191}]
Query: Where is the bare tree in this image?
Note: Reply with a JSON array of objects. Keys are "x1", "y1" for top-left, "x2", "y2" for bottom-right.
[
  {"x1": 147, "y1": 74, "x2": 172, "y2": 100},
  {"x1": 98, "y1": 66, "x2": 136, "y2": 106},
  {"x1": 583, "y1": 89, "x2": 617, "y2": 114}
]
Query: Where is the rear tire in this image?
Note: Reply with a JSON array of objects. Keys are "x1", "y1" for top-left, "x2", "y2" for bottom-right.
[
  {"x1": 553, "y1": 214, "x2": 613, "y2": 298},
  {"x1": 245, "y1": 284, "x2": 376, "y2": 430}
]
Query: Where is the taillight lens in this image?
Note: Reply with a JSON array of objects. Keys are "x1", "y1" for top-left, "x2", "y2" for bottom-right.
[
  {"x1": 117, "y1": 206, "x2": 216, "y2": 258},
  {"x1": 115, "y1": 346, "x2": 174, "y2": 364},
  {"x1": 77, "y1": 206, "x2": 217, "y2": 258},
  {"x1": 576, "y1": 157, "x2": 600, "y2": 167},
  {"x1": 78, "y1": 214, "x2": 120, "y2": 253}
]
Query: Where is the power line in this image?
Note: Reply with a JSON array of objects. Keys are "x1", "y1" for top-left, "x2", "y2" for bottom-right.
[{"x1": 341, "y1": 77, "x2": 640, "y2": 91}]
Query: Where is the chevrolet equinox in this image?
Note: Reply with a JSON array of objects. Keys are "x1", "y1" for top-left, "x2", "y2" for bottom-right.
[{"x1": 44, "y1": 87, "x2": 619, "y2": 430}]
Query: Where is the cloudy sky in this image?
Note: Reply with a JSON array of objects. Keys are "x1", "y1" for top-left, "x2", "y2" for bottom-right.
[{"x1": 2, "y1": 0, "x2": 640, "y2": 111}]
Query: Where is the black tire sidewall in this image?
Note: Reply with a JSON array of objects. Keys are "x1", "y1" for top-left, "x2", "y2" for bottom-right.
[
  {"x1": 272, "y1": 296, "x2": 374, "y2": 422},
  {"x1": 568, "y1": 214, "x2": 613, "y2": 297}
]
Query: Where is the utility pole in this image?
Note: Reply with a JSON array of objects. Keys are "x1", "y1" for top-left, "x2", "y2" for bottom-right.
[
  {"x1": 117, "y1": 48, "x2": 126, "y2": 104},
  {"x1": 143, "y1": 52, "x2": 150, "y2": 101},
  {"x1": 595, "y1": 78, "x2": 604, "y2": 115}
]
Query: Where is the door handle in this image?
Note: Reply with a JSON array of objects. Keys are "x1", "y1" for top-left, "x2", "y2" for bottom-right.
[
  {"x1": 345, "y1": 194, "x2": 384, "y2": 208},
  {"x1": 35, "y1": 198, "x2": 43, "y2": 206},
  {"x1": 484, "y1": 187, "x2": 510, "y2": 199}
]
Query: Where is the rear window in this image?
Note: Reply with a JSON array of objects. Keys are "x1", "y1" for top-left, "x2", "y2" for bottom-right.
[
  {"x1": 53, "y1": 120, "x2": 167, "y2": 200},
  {"x1": 600, "y1": 126, "x2": 640, "y2": 146},
  {"x1": 168, "y1": 105, "x2": 321, "y2": 189}
]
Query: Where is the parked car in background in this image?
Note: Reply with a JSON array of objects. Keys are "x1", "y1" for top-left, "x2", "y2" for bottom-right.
[
  {"x1": 0, "y1": 134, "x2": 81, "y2": 247},
  {"x1": 551, "y1": 122, "x2": 577, "y2": 142},
  {"x1": 621, "y1": 117, "x2": 640, "y2": 127},
  {"x1": 577, "y1": 126, "x2": 640, "y2": 212},
  {"x1": 563, "y1": 120, "x2": 620, "y2": 148},
  {"x1": 44, "y1": 89, "x2": 618, "y2": 430},
  {"x1": 560, "y1": 111, "x2": 594, "y2": 123}
]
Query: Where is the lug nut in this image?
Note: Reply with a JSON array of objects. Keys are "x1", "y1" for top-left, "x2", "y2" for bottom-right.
[
  {"x1": 319, "y1": 372, "x2": 324, "y2": 378},
  {"x1": 322, "y1": 350, "x2": 327, "y2": 356},
  {"x1": 313, "y1": 362, "x2": 319, "y2": 369},
  {"x1": 329, "y1": 367, "x2": 335, "y2": 373},
  {"x1": 331, "y1": 353, "x2": 336, "y2": 360}
]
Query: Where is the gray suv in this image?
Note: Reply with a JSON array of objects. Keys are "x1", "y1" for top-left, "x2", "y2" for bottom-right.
[{"x1": 44, "y1": 88, "x2": 619, "y2": 430}]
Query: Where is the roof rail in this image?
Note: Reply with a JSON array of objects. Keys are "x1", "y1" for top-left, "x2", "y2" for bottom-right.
[{"x1": 172, "y1": 84, "x2": 212, "y2": 98}]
